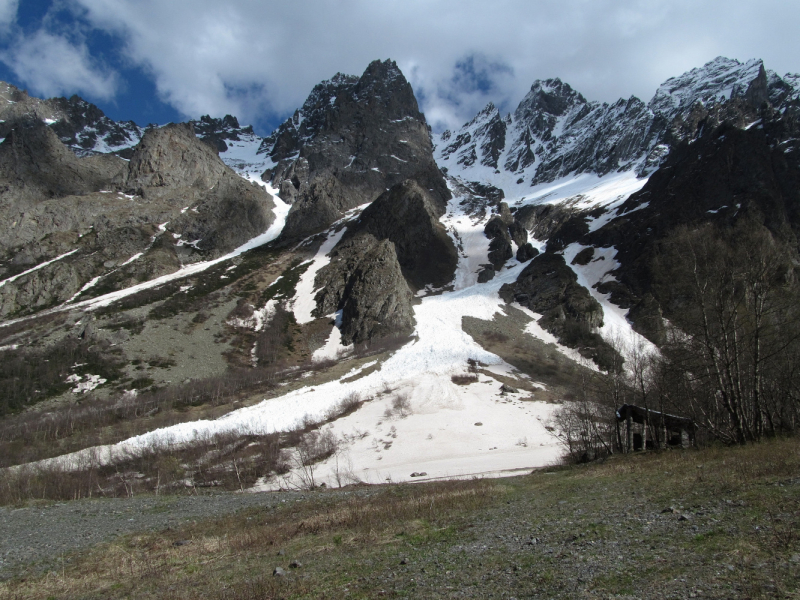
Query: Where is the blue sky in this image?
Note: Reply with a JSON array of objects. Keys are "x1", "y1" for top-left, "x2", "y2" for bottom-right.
[{"x1": 1, "y1": 0, "x2": 799, "y2": 136}]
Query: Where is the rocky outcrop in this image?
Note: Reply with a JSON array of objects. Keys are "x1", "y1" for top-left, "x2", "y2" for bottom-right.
[
  {"x1": 577, "y1": 106, "x2": 800, "y2": 342},
  {"x1": 515, "y1": 243, "x2": 538, "y2": 263},
  {"x1": 501, "y1": 253, "x2": 603, "y2": 333},
  {"x1": 123, "y1": 123, "x2": 276, "y2": 257},
  {"x1": 0, "y1": 121, "x2": 275, "y2": 318},
  {"x1": 514, "y1": 203, "x2": 581, "y2": 242},
  {"x1": 483, "y1": 202, "x2": 527, "y2": 271},
  {"x1": 310, "y1": 178, "x2": 458, "y2": 343},
  {"x1": 190, "y1": 114, "x2": 254, "y2": 153},
  {"x1": 0, "y1": 82, "x2": 143, "y2": 157},
  {"x1": 344, "y1": 179, "x2": 457, "y2": 290},
  {"x1": 0, "y1": 121, "x2": 126, "y2": 204},
  {"x1": 313, "y1": 233, "x2": 415, "y2": 344},
  {"x1": 126, "y1": 123, "x2": 228, "y2": 191},
  {"x1": 262, "y1": 60, "x2": 449, "y2": 240}
]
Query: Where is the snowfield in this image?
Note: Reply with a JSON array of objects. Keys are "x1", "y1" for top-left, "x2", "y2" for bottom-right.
[{"x1": 22, "y1": 169, "x2": 651, "y2": 488}]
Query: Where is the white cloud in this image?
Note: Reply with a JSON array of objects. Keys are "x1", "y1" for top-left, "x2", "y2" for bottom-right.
[
  {"x1": 56, "y1": 0, "x2": 800, "y2": 131},
  {"x1": 1, "y1": 29, "x2": 117, "y2": 100},
  {"x1": 0, "y1": 0, "x2": 17, "y2": 30}
]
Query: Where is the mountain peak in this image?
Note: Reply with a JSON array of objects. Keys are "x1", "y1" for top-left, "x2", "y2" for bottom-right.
[
  {"x1": 649, "y1": 56, "x2": 766, "y2": 117},
  {"x1": 516, "y1": 78, "x2": 587, "y2": 121}
]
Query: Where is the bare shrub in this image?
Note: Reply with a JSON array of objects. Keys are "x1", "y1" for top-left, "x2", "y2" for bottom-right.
[
  {"x1": 381, "y1": 393, "x2": 412, "y2": 420},
  {"x1": 391, "y1": 393, "x2": 412, "y2": 417},
  {"x1": 451, "y1": 374, "x2": 478, "y2": 385},
  {"x1": 549, "y1": 399, "x2": 615, "y2": 464},
  {"x1": 0, "y1": 429, "x2": 286, "y2": 505},
  {"x1": 281, "y1": 429, "x2": 339, "y2": 490},
  {"x1": 0, "y1": 364, "x2": 284, "y2": 468},
  {"x1": 324, "y1": 392, "x2": 363, "y2": 421}
]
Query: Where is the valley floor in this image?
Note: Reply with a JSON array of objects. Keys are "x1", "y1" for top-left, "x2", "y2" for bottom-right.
[{"x1": 2, "y1": 438, "x2": 798, "y2": 599}]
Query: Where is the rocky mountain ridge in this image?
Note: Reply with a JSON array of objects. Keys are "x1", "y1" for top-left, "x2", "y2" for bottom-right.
[
  {"x1": 0, "y1": 120, "x2": 275, "y2": 319},
  {"x1": 435, "y1": 57, "x2": 793, "y2": 190},
  {"x1": 0, "y1": 81, "x2": 144, "y2": 157},
  {"x1": 259, "y1": 59, "x2": 450, "y2": 241}
]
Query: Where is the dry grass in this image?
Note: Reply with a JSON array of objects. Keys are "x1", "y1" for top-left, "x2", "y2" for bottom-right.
[
  {"x1": 0, "y1": 391, "x2": 374, "y2": 505},
  {"x1": 1, "y1": 439, "x2": 798, "y2": 598},
  {"x1": 0, "y1": 479, "x2": 499, "y2": 599},
  {"x1": 450, "y1": 373, "x2": 478, "y2": 385}
]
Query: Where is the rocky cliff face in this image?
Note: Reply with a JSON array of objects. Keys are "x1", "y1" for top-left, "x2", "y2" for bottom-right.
[
  {"x1": 340, "y1": 179, "x2": 457, "y2": 291},
  {"x1": 432, "y1": 56, "x2": 800, "y2": 361},
  {"x1": 436, "y1": 57, "x2": 783, "y2": 189},
  {"x1": 0, "y1": 82, "x2": 143, "y2": 157},
  {"x1": 313, "y1": 232, "x2": 415, "y2": 345},
  {"x1": 260, "y1": 59, "x2": 450, "y2": 240},
  {"x1": 189, "y1": 114, "x2": 256, "y2": 153},
  {"x1": 0, "y1": 121, "x2": 125, "y2": 207},
  {"x1": 580, "y1": 102, "x2": 800, "y2": 342},
  {"x1": 0, "y1": 122, "x2": 275, "y2": 318},
  {"x1": 312, "y1": 178, "x2": 459, "y2": 344}
]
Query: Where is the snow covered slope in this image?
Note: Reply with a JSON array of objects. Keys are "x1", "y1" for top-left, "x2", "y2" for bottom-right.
[
  {"x1": 37, "y1": 189, "x2": 573, "y2": 484},
  {"x1": 435, "y1": 57, "x2": 792, "y2": 192}
]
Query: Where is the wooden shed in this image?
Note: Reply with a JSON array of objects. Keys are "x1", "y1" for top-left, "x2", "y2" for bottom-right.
[{"x1": 616, "y1": 404, "x2": 696, "y2": 452}]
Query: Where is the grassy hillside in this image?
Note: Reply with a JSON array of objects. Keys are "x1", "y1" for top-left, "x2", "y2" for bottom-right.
[{"x1": 2, "y1": 438, "x2": 798, "y2": 599}]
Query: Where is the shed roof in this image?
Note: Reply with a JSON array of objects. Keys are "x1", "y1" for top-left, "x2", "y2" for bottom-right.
[{"x1": 616, "y1": 404, "x2": 695, "y2": 431}]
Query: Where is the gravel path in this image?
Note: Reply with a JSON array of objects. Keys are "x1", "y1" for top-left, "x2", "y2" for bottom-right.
[{"x1": 0, "y1": 490, "x2": 303, "y2": 578}]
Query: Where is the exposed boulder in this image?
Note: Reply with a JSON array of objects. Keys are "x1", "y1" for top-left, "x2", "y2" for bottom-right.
[
  {"x1": 515, "y1": 243, "x2": 538, "y2": 263},
  {"x1": 477, "y1": 266, "x2": 495, "y2": 283}
]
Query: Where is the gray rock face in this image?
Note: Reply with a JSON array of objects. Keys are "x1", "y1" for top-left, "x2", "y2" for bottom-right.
[
  {"x1": 514, "y1": 203, "x2": 584, "y2": 242},
  {"x1": 499, "y1": 252, "x2": 603, "y2": 336},
  {"x1": 313, "y1": 233, "x2": 415, "y2": 345},
  {"x1": 439, "y1": 103, "x2": 508, "y2": 169},
  {"x1": 261, "y1": 60, "x2": 448, "y2": 240},
  {"x1": 0, "y1": 121, "x2": 275, "y2": 318},
  {"x1": 487, "y1": 231, "x2": 513, "y2": 271},
  {"x1": 0, "y1": 82, "x2": 143, "y2": 157},
  {"x1": 342, "y1": 179, "x2": 457, "y2": 290},
  {"x1": 0, "y1": 121, "x2": 125, "y2": 203},
  {"x1": 515, "y1": 243, "x2": 538, "y2": 263},
  {"x1": 312, "y1": 178, "x2": 458, "y2": 343},
  {"x1": 48, "y1": 95, "x2": 143, "y2": 158},
  {"x1": 483, "y1": 203, "x2": 524, "y2": 271},
  {"x1": 437, "y1": 57, "x2": 786, "y2": 187},
  {"x1": 126, "y1": 123, "x2": 228, "y2": 191},
  {"x1": 123, "y1": 123, "x2": 276, "y2": 257}
]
